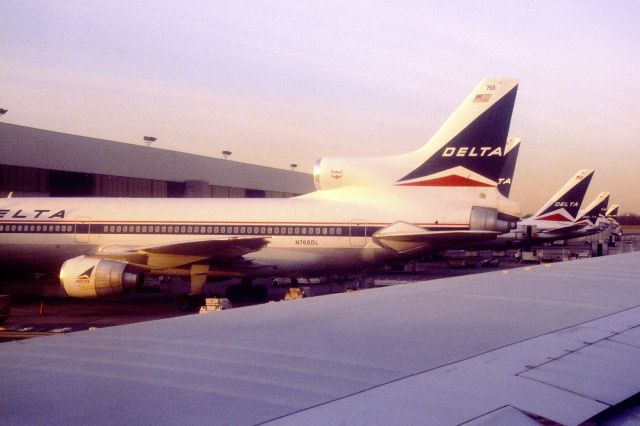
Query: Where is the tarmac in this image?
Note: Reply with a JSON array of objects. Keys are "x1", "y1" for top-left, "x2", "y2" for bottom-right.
[{"x1": 1, "y1": 236, "x2": 636, "y2": 342}]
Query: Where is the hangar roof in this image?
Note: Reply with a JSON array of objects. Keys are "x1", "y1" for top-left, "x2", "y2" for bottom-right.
[{"x1": 0, "y1": 122, "x2": 315, "y2": 194}]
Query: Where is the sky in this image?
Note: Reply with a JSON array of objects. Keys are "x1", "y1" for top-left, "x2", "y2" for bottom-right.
[{"x1": 1, "y1": 0, "x2": 639, "y2": 214}]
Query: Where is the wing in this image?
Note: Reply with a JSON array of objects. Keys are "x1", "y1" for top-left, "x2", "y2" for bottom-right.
[
  {"x1": 93, "y1": 236, "x2": 270, "y2": 269},
  {"x1": 373, "y1": 221, "x2": 498, "y2": 253}
]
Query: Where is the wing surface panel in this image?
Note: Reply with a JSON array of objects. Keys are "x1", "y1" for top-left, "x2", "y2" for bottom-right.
[{"x1": 2, "y1": 253, "x2": 640, "y2": 425}]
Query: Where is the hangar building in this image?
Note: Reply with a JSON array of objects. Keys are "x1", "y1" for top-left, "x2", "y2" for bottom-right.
[{"x1": 0, "y1": 122, "x2": 315, "y2": 199}]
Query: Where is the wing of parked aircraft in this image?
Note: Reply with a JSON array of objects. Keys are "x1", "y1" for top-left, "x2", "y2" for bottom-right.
[
  {"x1": 94, "y1": 236, "x2": 270, "y2": 266},
  {"x1": 2, "y1": 253, "x2": 640, "y2": 425}
]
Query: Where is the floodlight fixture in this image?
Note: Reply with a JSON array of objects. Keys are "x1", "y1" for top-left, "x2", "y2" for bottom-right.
[
  {"x1": 222, "y1": 150, "x2": 232, "y2": 159},
  {"x1": 143, "y1": 136, "x2": 157, "y2": 147}
]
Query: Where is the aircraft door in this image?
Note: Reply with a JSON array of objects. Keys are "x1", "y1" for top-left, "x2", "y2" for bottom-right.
[
  {"x1": 349, "y1": 220, "x2": 367, "y2": 247},
  {"x1": 74, "y1": 217, "x2": 91, "y2": 243}
]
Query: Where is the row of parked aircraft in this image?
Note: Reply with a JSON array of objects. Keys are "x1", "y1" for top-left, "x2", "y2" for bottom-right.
[{"x1": 0, "y1": 78, "x2": 622, "y2": 304}]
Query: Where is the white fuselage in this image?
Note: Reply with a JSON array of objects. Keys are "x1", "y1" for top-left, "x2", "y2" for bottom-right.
[{"x1": 0, "y1": 186, "x2": 516, "y2": 276}]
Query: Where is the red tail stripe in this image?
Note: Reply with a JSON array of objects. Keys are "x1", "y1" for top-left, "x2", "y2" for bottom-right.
[{"x1": 396, "y1": 175, "x2": 493, "y2": 187}]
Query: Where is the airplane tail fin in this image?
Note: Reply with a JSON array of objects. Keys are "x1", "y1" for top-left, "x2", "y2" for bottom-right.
[
  {"x1": 312, "y1": 78, "x2": 519, "y2": 191},
  {"x1": 531, "y1": 169, "x2": 594, "y2": 222},
  {"x1": 577, "y1": 192, "x2": 610, "y2": 225},
  {"x1": 396, "y1": 78, "x2": 518, "y2": 187},
  {"x1": 606, "y1": 204, "x2": 619, "y2": 218},
  {"x1": 497, "y1": 137, "x2": 521, "y2": 197}
]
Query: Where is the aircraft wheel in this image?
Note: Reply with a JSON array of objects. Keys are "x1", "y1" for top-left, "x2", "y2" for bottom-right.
[
  {"x1": 251, "y1": 285, "x2": 268, "y2": 303},
  {"x1": 175, "y1": 295, "x2": 204, "y2": 312},
  {"x1": 225, "y1": 284, "x2": 268, "y2": 304}
]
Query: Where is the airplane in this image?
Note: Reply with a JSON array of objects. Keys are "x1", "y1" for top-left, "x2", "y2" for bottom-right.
[
  {"x1": 0, "y1": 78, "x2": 520, "y2": 304},
  {"x1": 570, "y1": 192, "x2": 614, "y2": 240},
  {"x1": 457, "y1": 169, "x2": 595, "y2": 251},
  {"x1": 606, "y1": 204, "x2": 623, "y2": 240}
]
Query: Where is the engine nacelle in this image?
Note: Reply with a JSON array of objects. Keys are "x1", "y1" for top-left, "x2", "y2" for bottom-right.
[
  {"x1": 60, "y1": 256, "x2": 143, "y2": 298},
  {"x1": 469, "y1": 206, "x2": 512, "y2": 234}
]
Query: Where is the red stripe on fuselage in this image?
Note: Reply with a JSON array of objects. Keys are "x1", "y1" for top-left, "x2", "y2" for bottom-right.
[{"x1": 396, "y1": 175, "x2": 493, "y2": 187}]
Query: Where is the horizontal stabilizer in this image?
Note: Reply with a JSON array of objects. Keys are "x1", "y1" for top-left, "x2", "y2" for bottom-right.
[
  {"x1": 373, "y1": 221, "x2": 497, "y2": 253},
  {"x1": 541, "y1": 222, "x2": 588, "y2": 235}
]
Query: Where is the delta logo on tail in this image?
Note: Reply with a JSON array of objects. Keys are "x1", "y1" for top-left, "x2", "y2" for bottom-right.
[
  {"x1": 577, "y1": 193, "x2": 610, "y2": 226},
  {"x1": 533, "y1": 170, "x2": 594, "y2": 222},
  {"x1": 396, "y1": 83, "x2": 518, "y2": 187}
]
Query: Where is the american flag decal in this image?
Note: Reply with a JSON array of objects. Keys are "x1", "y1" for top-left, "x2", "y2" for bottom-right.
[{"x1": 473, "y1": 93, "x2": 492, "y2": 103}]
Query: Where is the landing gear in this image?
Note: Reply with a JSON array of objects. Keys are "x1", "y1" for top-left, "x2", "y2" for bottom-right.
[
  {"x1": 175, "y1": 294, "x2": 205, "y2": 312},
  {"x1": 225, "y1": 278, "x2": 268, "y2": 305}
]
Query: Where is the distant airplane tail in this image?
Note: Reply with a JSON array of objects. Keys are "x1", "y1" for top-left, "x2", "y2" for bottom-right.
[
  {"x1": 313, "y1": 78, "x2": 519, "y2": 191},
  {"x1": 497, "y1": 137, "x2": 521, "y2": 198},
  {"x1": 576, "y1": 192, "x2": 610, "y2": 226},
  {"x1": 606, "y1": 204, "x2": 619, "y2": 218},
  {"x1": 531, "y1": 169, "x2": 594, "y2": 222}
]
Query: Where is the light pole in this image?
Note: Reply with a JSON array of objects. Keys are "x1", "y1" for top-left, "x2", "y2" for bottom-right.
[
  {"x1": 0, "y1": 108, "x2": 7, "y2": 118},
  {"x1": 290, "y1": 163, "x2": 298, "y2": 171},
  {"x1": 222, "y1": 150, "x2": 232, "y2": 160},
  {"x1": 143, "y1": 136, "x2": 157, "y2": 147}
]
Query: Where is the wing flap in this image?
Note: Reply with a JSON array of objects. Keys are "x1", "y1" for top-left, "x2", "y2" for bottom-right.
[{"x1": 92, "y1": 236, "x2": 270, "y2": 269}]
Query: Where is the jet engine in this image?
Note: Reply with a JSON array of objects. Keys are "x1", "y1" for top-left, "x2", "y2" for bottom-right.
[
  {"x1": 60, "y1": 255, "x2": 143, "y2": 298},
  {"x1": 469, "y1": 206, "x2": 513, "y2": 233}
]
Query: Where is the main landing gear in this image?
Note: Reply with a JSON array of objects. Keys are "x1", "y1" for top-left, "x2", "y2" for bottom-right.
[
  {"x1": 175, "y1": 294, "x2": 205, "y2": 312},
  {"x1": 225, "y1": 278, "x2": 268, "y2": 305}
]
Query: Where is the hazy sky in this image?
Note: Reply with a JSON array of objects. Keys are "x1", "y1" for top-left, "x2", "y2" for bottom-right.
[{"x1": 1, "y1": 0, "x2": 638, "y2": 213}]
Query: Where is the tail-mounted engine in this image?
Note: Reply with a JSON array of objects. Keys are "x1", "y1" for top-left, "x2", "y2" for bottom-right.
[
  {"x1": 469, "y1": 206, "x2": 513, "y2": 233},
  {"x1": 60, "y1": 255, "x2": 143, "y2": 298}
]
